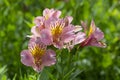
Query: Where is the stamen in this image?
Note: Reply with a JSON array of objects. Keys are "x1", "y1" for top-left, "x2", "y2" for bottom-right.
[
  {"x1": 31, "y1": 44, "x2": 45, "y2": 56},
  {"x1": 51, "y1": 21, "x2": 64, "y2": 37},
  {"x1": 28, "y1": 43, "x2": 46, "y2": 66}
]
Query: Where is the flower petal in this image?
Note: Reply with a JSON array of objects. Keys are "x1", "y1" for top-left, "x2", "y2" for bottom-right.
[
  {"x1": 94, "y1": 27, "x2": 104, "y2": 41},
  {"x1": 61, "y1": 25, "x2": 75, "y2": 43},
  {"x1": 20, "y1": 50, "x2": 34, "y2": 66},
  {"x1": 31, "y1": 26, "x2": 41, "y2": 37},
  {"x1": 88, "y1": 37, "x2": 106, "y2": 48},
  {"x1": 52, "y1": 10, "x2": 61, "y2": 18},
  {"x1": 62, "y1": 25, "x2": 74, "y2": 35},
  {"x1": 74, "y1": 32, "x2": 86, "y2": 45},
  {"x1": 74, "y1": 25, "x2": 82, "y2": 33},
  {"x1": 34, "y1": 16, "x2": 45, "y2": 26},
  {"x1": 45, "y1": 17, "x2": 58, "y2": 28},
  {"x1": 88, "y1": 20, "x2": 96, "y2": 36},
  {"x1": 43, "y1": 8, "x2": 61, "y2": 19},
  {"x1": 64, "y1": 16, "x2": 73, "y2": 25},
  {"x1": 81, "y1": 21, "x2": 88, "y2": 33},
  {"x1": 28, "y1": 38, "x2": 36, "y2": 49},
  {"x1": 61, "y1": 32, "x2": 75, "y2": 43},
  {"x1": 40, "y1": 29, "x2": 53, "y2": 45},
  {"x1": 28, "y1": 38, "x2": 46, "y2": 52},
  {"x1": 32, "y1": 64, "x2": 44, "y2": 73},
  {"x1": 43, "y1": 8, "x2": 54, "y2": 19},
  {"x1": 53, "y1": 41, "x2": 64, "y2": 49},
  {"x1": 42, "y1": 49, "x2": 56, "y2": 66}
]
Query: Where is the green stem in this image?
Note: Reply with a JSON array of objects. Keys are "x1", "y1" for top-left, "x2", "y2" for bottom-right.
[{"x1": 37, "y1": 69, "x2": 44, "y2": 80}]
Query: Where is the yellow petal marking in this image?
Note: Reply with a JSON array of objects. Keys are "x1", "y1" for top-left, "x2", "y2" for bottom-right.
[
  {"x1": 30, "y1": 44, "x2": 46, "y2": 66},
  {"x1": 51, "y1": 21, "x2": 64, "y2": 37},
  {"x1": 88, "y1": 25, "x2": 93, "y2": 36}
]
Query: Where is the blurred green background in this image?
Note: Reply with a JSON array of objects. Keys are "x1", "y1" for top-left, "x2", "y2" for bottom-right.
[{"x1": 0, "y1": 0, "x2": 120, "y2": 80}]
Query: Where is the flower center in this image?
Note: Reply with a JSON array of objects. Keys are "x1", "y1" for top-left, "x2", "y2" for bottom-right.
[
  {"x1": 51, "y1": 26, "x2": 63, "y2": 36},
  {"x1": 51, "y1": 21, "x2": 65, "y2": 37},
  {"x1": 29, "y1": 44, "x2": 46, "y2": 65}
]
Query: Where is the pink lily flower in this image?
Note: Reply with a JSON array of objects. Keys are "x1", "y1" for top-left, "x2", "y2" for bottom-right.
[
  {"x1": 40, "y1": 16, "x2": 77, "y2": 49},
  {"x1": 20, "y1": 38, "x2": 56, "y2": 72},
  {"x1": 80, "y1": 20, "x2": 106, "y2": 48},
  {"x1": 30, "y1": 8, "x2": 61, "y2": 40},
  {"x1": 29, "y1": 8, "x2": 86, "y2": 49}
]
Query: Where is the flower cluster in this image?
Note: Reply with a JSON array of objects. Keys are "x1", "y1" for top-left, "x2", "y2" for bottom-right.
[{"x1": 20, "y1": 8, "x2": 106, "y2": 72}]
